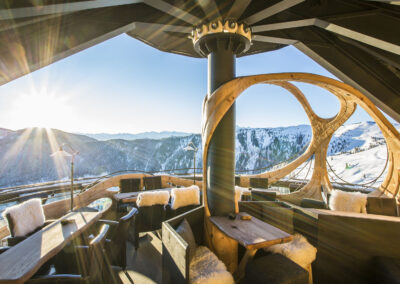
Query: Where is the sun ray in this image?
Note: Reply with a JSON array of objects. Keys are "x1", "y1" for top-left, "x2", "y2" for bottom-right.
[
  {"x1": 0, "y1": 128, "x2": 33, "y2": 177},
  {"x1": 45, "y1": 128, "x2": 69, "y2": 181}
]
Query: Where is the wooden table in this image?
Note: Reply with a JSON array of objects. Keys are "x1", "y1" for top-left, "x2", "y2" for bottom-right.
[
  {"x1": 0, "y1": 210, "x2": 102, "y2": 284},
  {"x1": 113, "y1": 188, "x2": 172, "y2": 203},
  {"x1": 210, "y1": 212, "x2": 293, "y2": 280}
]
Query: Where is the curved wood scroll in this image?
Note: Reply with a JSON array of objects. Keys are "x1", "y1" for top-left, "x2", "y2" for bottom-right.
[{"x1": 202, "y1": 73, "x2": 400, "y2": 210}]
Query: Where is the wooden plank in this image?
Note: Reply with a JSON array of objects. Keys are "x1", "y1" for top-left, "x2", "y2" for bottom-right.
[
  {"x1": 143, "y1": 0, "x2": 201, "y2": 24},
  {"x1": 162, "y1": 222, "x2": 189, "y2": 283},
  {"x1": 132, "y1": 22, "x2": 191, "y2": 33},
  {"x1": 209, "y1": 212, "x2": 292, "y2": 250},
  {"x1": 0, "y1": 0, "x2": 141, "y2": 20},
  {"x1": 197, "y1": 0, "x2": 221, "y2": 20},
  {"x1": 243, "y1": 0, "x2": 305, "y2": 25},
  {"x1": 253, "y1": 18, "x2": 400, "y2": 55},
  {"x1": 0, "y1": 211, "x2": 101, "y2": 284},
  {"x1": 310, "y1": 208, "x2": 400, "y2": 221},
  {"x1": 209, "y1": 220, "x2": 238, "y2": 273},
  {"x1": 252, "y1": 34, "x2": 297, "y2": 45},
  {"x1": 226, "y1": 0, "x2": 252, "y2": 20}
]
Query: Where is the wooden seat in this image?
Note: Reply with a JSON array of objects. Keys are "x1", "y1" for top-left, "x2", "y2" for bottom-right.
[
  {"x1": 235, "y1": 176, "x2": 241, "y2": 186},
  {"x1": 250, "y1": 178, "x2": 269, "y2": 189},
  {"x1": 27, "y1": 224, "x2": 119, "y2": 284},
  {"x1": 165, "y1": 186, "x2": 201, "y2": 219},
  {"x1": 2, "y1": 198, "x2": 55, "y2": 246},
  {"x1": 373, "y1": 256, "x2": 400, "y2": 284},
  {"x1": 133, "y1": 204, "x2": 166, "y2": 249},
  {"x1": 162, "y1": 206, "x2": 205, "y2": 284},
  {"x1": 143, "y1": 176, "x2": 162, "y2": 190},
  {"x1": 244, "y1": 253, "x2": 308, "y2": 284},
  {"x1": 119, "y1": 178, "x2": 141, "y2": 193},
  {"x1": 98, "y1": 207, "x2": 138, "y2": 270},
  {"x1": 251, "y1": 189, "x2": 277, "y2": 201},
  {"x1": 301, "y1": 192, "x2": 398, "y2": 216}
]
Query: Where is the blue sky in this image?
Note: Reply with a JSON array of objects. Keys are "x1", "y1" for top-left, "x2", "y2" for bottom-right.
[{"x1": 0, "y1": 33, "x2": 374, "y2": 134}]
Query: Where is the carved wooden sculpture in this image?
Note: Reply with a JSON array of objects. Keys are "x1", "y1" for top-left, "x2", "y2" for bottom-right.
[{"x1": 202, "y1": 73, "x2": 400, "y2": 210}]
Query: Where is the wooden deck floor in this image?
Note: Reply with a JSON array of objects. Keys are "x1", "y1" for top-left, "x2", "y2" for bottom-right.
[{"x1": 119, "y1": 233, "x2": 163, "y2": 284}]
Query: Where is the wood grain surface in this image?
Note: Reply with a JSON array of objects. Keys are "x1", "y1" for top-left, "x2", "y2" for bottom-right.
[
  {"x1": 201, "y1": 73, "x2": 400, "y2": 214},
  {"x1": 210, "y1": 212, "x2": 293, "y2": 250},
  {"x1": 0, "y1": 211, "x2": 101, "y2": 284}
]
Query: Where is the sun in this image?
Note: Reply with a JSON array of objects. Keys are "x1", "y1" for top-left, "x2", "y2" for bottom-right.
[{"x1": 8, "y1": 90, "x2": 74, "y2": 130}]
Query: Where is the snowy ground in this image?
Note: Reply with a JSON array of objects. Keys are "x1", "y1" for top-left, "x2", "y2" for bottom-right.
[
  {"x1": 327, "y1": 144, "x2": 387, "y2": 185},
  {"x1": 287, "y1": 144, "x2": 388, "y2": 188}
]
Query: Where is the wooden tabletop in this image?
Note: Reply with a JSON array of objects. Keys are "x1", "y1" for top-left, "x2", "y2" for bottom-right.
[
  {"x1": 210, "y1": 212, "x2": 293, "y2": 250},
  {"x1": 114, "y1": 188, "x2": 171, "y2": 203},
  {"x1": 0, "y1": 210, "x2": 102, "y2": 284}
]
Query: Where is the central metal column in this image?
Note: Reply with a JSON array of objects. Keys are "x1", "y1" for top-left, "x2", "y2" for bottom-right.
[
  {"x1": 192, "y1": 20, "x2": 251, "y2": 217},
  {"x1": 206, "y1": 44, "x2": 236, "y2": 216}
]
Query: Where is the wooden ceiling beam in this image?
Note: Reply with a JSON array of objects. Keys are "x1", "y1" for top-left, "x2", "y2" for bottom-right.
[
  {"x1": 0, "y1": 13, "x2": 66, "y2": 33},
  {"x1": 252, "y1": 35, "x2": 297, "y2": 45},
  {"x1": 226, "y1": 0, "x2": 252, "y2": 20},
  {"x1": 197, "y1": 0, "x2": 221, "y2": 21},
  {"x1": 0, "y1": 21, "x2": 138, "y2": 86},
  {"x1": 366, "y1": 0, "x2": 400, "y2": 5},
  {"x1": 294, "y1": 40, "x2": 400, "y2": 122},
  {"x1": 131, "y1": 22, "x2": 191, "y2": 33},
  {"x1": 243, "y1": 0, "x2": 305, "y2": 25},
  {"x1": 253, "y1": 18, "x2": 400, "y2": 56},
  {"x1": 0, "y1": 0, "x2": 141, "y2": 20},
  {"x1": 143, "y1": 0, "x2": 201, "y2": 25}
]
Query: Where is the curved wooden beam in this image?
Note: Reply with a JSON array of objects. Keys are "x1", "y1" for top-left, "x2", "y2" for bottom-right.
[{"x1": 202, "y1": 73, "x2": 400, "y2": 210}]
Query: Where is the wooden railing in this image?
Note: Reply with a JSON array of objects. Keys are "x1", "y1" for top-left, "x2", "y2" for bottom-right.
[{"x1": 0, "y1": 173, "x2": 202, "y2": 240}]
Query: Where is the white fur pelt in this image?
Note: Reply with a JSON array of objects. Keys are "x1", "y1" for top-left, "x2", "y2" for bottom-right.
[
  {"x1": 136, "y1": 190, "x2": 170, "y2": 207},
  {"x1": 3, "y1": 198, "x2": 45, "y2": 237},
  {"x1": 235, "y1": 186, "x2": 250, "y2": 202},
  {"x1": 265, "y1": 234, "x2": 317, "y2": 269},
  {"x1": 190, "y1": 246, "x2": 234, "y2": 284},
  {"x1": 329, "y1": 189, "x2": 367, "y2": 213},
  {"x1": 171, "y1": 185, "x2": 200, "y2": 210}
]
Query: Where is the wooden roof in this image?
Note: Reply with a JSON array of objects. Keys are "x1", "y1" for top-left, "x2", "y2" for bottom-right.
[{"x1": 0, "y1": 0, "x2": 399, "y2": 120}]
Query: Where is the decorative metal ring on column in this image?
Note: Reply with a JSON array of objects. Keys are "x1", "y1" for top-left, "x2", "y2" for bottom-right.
[
  {"x1": 202, "y1": 73, "x2": 400, "y2": 211},
  {"x1": 192, "y1": 20, "x2": 252, "y2": 56}
]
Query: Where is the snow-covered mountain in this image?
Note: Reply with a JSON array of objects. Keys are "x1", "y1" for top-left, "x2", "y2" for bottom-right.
[
  {"x1": 236, "y1": 125, "x2": 311, "y2": 172},
  {"x1": 81, "y1": 131, "x2": 192, "y2": 141},
  {"x1": 328, "y1": 121, "x2": 389, "y2": 154},
  {"x1": 0, "y1": 128, "x2": 14, "y2": 140},
  {"x1": 0, "y1": 121, "x2": 396, "y2": 188}
]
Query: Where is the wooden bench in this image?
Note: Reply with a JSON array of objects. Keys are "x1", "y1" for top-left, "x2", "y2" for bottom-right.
[{"x1": 162, "y1": 206, "x2": 204, "y2": 284}]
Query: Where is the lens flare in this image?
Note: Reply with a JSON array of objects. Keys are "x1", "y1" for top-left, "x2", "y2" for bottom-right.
[{"x1": 8, "y1": 90, "x2": 73, "y2": 129}]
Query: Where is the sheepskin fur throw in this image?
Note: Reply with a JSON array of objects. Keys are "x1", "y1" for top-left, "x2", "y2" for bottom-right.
[
  {"x1": 329, "y1": 189, "x2": 367, "y2": 213},
  {"x1": 265, "y1": 234, "x2": 317, "y2": 269},
  {"x1": 235, "y1": 186, "x2": 250, "y2": 202},
  {"x1": 190, "y1": 246, "x2": 234, "y2": 284},
  {"x1": 3, "y1": 198, "x2": 45, "y2": 237},
  {"x1": 136, "y1": 190, "x2": 170, "y2": 207},
  {"x1": 171, "y1": 185, "x2": 200, "y2": 210}
]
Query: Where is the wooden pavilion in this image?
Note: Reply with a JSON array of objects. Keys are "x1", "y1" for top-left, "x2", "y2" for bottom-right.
[{"x1": 0, "y1": 1, "x2": 400, "y2": 283}]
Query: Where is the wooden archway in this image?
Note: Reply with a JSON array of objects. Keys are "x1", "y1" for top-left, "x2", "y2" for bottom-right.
[{"x1": 202, "y1": 73, "x2": 400, "y2": 209}]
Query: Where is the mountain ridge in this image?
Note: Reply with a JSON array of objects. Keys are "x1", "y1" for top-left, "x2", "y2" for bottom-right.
[
  {"x1": 0, "y1": 121, "x2": 393, "y2": 188},
  {"x1": 79, "y1": 131, "x2": 193, "y2": 141}
]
